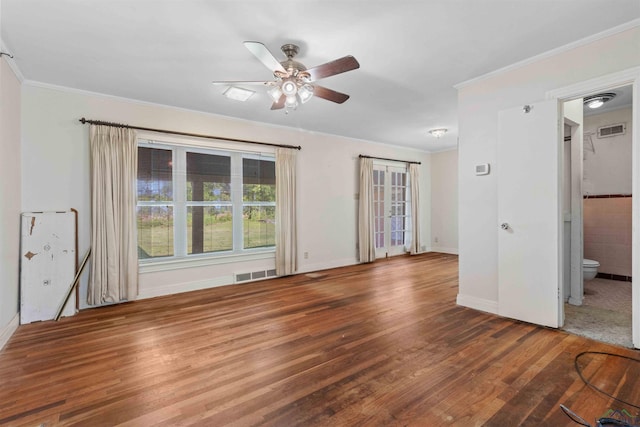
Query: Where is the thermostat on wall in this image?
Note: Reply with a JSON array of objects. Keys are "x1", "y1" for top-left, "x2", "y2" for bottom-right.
[{"x1": 475, "y1": 163, "x2": 490, "y2": 176}]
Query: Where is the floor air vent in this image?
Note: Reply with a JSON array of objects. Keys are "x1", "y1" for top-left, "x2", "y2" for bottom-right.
[
  {"x1": 235, "y1": 269, "x2": 277, "y2": 283},
  {"x1": 597, "y1": 123, "x2": 626, "y2": 138}
]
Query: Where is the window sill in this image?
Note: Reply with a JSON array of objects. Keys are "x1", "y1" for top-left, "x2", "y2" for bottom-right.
[{"x1": 139, "y1": 250, "x2": 276, "y2": 274}]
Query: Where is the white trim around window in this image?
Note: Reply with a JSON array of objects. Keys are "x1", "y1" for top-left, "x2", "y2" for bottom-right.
[{"x1": 137, "y1": 135, "x2": 276, "y2": 270}]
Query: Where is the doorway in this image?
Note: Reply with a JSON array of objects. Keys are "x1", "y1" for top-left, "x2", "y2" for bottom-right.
[
  {"x1": 373, "y1": 164, "x2": 409, "y2": 258},
  {"x1": 561, "y1": 85, "x2": 634, "y2": 347}
]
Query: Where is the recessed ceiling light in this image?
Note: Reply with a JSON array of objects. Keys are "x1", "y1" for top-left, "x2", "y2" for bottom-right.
[
  {"x1": 429, "y1": 128, "x2": 448, "y2": 138},
  {"x1": 583, "y1": 92, "x2": 616, "y2": 109},
  {"x1": 223, "y1": 86, "x2": 255, "y2": 102}
]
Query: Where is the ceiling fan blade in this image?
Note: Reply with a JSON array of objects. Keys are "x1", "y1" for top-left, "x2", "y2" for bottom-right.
[
  {"x1": 271, "y1": 94, "x2": 286, "y2": 110},
  {"x1": 313, "y1": 85, "x2": 350, "y2": 104},
  {"x1": 306, "y1": 56, "x2": 360, "y2": 81},
  {"x1": 211, "y1": 81, "x2": 274, "y2": 86},
  {"x1": 243, "y1": 41, "x2": 287, "y2": 74}
]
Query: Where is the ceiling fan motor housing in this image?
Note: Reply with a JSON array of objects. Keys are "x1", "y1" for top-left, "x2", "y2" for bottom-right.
[{"x1": 279, "y1": 44, "x2": 308, "y2": 78}]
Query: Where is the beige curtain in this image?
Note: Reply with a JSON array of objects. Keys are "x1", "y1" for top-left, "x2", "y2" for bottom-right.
[
  {"x1": 358, "y1": 157, "x2": 376, "y2": 263},
  {"x1": 409, "y1": 163, "x2": 421, "y2": 255},
  {"x1": 275, "y1": 148, "x2": 297, "y2": 276},
  {"x1": 88, "y1": 125, "x2": 138, "y2": 305}
]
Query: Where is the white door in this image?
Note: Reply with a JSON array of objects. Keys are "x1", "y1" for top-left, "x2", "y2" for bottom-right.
[
  {"x1": 498, "y1": 100, "x2": 562, "y2": 328},
  {"x1": 373, "y1": 165, "x2": 409, "y2": 258}
]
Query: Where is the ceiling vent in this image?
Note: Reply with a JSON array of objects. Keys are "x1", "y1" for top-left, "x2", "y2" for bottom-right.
[{"x1": 597, "y1": 123, "x2": 626, "y2": 139}]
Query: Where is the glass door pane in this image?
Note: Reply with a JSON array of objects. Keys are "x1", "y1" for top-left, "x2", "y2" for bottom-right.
[
  {"x1": 373, "y1": 165, "x2": 408, "y2": 258},
  {"x1": 388, "y1": 169, "x2": 408, "y2": 255},
  {"x1": 373, "y1": 168, "x2": 387, "y2": 258}
]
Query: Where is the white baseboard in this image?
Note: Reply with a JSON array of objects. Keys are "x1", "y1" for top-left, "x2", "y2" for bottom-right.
[
  {"x1": 456, "y1": 294, "x2": 498, "y2": 315},
  {"x1": 0, "y1": 313, "x2": 19, "y2": 351},
  {"x1": 298, "y1": 257, "x2": 359, "y2": 274},
  {"x1": 137, "y1": 275, "x2": 235, "y2": 300},
  {"x1": 431, "y1": 247, "x2": 459, "y2": 255}
]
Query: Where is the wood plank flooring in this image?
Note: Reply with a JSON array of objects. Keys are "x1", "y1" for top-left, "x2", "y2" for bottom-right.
[{"x1": 1, "y1": 253, "x2": 639, "y2": 426}]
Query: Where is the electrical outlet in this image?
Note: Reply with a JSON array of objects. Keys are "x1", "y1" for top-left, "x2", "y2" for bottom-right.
[
  {"x1": 434, "y1": 237, "x2": 439, "y2": 243},
  {"x1": 304, "y1": 252, "x2": 309, "y2": 259},
  {"x1": 43, "y1": 279, "x2": 51, "y2": 286}
]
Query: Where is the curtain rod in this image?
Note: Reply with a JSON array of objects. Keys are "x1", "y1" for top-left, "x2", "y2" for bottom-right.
[
  {"x1": 359, "y1": 154, "x2": 421, "y2": 165},
  {"x1": 78, "y1": 118, "x2": 302, "y2": 150}
]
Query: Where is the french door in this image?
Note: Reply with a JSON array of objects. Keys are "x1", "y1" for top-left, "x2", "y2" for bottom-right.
[{"x1": 373, "y1": 164, "x2": 409, "y2": 258}]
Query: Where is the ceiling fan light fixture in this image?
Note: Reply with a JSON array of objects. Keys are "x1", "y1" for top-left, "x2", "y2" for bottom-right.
[
  {"x1": 298, "y1": 84, "x2": 314, "y2": 104},
  {"x1": 281, "y1": 79, "x2": 298, "y2": 96},
  {"x1": 429, "y1": 128, "x2": 448, "y2": 138},
  {"x1": 285, "y1": 95, "x2": 298, "y2": 109},
  {"x1": 213, "y1": 41, "x2": 359, "y2": 112},
  {"x1": 223, "y1": 86, "x2": 255, "y2": 102},
  {"x1": 268, "y1": 86, "x2": 282, "y2": 103}
]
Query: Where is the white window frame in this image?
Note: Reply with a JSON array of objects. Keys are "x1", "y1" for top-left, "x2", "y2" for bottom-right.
[{"x1": 137, "y1": 136, "x2": 276, "y2": 271}]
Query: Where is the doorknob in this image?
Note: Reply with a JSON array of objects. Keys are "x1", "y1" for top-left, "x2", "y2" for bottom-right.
[{"x1": 501, "y1": 223, "x2": 510, "y2": 230}]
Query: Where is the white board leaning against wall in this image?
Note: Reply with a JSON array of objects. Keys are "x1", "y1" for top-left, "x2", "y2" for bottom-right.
[{"x1": 20, "y1": 211, "x2": 76, "y2": 324}]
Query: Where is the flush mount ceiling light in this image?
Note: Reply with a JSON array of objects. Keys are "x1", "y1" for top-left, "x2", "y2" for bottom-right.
[
  {"x1": 429, "y1": 128, "x2": 448, "y2": 138},
  {"x1": 213, "y1": 41, "x2": 359, "y2": 112},
  {"x1": 583, "y1": 92, "x2": 616, "y2": 110},
  {"x1": 223, "y1": 86, "x2": 255, "y2": 102}
]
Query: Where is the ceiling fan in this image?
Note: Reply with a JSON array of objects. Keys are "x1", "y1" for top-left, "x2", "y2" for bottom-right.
[{"x1": 212, "y1": 41, "x2": 360, "y2": 111}]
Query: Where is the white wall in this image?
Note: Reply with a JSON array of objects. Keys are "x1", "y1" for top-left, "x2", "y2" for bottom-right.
[
  {"x1": 583, "y1": 107, "x2": 633, "y2": 195},
  {"x1": 0, "y1": 55, "x2": 22, "y2": 349},
  {"x1": 430, "y1": 149, "x2": 458, "y2": 254},
  {"x1": 456, "y1": 26, "x2": 639, "y2": 308},
  {"x1": 21, "y1": 84, "x2": 431, "y2": 305}
]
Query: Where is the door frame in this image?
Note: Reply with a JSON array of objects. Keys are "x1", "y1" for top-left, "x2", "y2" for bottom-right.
[{"x1": 547, "y1": 66, "x2": 640, "y2": 348}]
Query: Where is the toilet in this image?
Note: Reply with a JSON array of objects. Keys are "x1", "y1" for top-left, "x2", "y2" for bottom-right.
[{"x1": 583, "y1": 258, "x2": 600, "y2": 280}]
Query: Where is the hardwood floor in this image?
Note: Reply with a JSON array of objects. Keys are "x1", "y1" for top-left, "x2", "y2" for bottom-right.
[{"x1": 1, "y1": 253, "x2": 638, "y2": 426}]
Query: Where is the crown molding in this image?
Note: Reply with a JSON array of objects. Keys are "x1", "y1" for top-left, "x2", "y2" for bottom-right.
[
  {"x1": 546, "y1": 66, "x2": 640, "y2": 100},
  {"x1": 23, "y1": 79, "x2": 433, "y2": 154},
  {"x1": 0, "y1": 40, "x2": 25, "y2": 83},
  {"x1": 455, "y1": 19, "x2": 640, "y2": 90}
]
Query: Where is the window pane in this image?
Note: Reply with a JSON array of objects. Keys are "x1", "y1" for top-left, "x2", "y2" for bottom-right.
[
  {"x1": 138, "y1": 147, "x2": 173, "y2": 201},
  {"x1": 187, "y1": 152, "x2": 231, "y2": 202},
  {"x1": 243, "y1": 206, "x2": 275, "y2": 249},
  {"x1": 391, "y1": 231, "x2": 404, "y2": 246},
  {"x1": 187, "y1": 206, "x2": 233, "y2": 254},
  {"x1": 137, "y1": 206, "x2": 174, "y2": 258},
  {"x1": 243, "y1": 158, "x2": 275, "y2": 202}
]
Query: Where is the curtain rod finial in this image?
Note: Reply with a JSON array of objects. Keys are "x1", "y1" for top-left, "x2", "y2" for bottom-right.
[{"x1": 79, "y1": 118, "x2": 87, "y2": 124}]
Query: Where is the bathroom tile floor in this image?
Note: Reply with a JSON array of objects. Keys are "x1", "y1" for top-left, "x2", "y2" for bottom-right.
[
  {"x1": 584, "y1": 278, "x2": 632, "y2": 314},
  {"x1": 563, "y1": 278, "x2": 633, "y2": 348}
]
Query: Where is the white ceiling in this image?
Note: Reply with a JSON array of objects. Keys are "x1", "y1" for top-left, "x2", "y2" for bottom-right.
[{"x1": 2, "y1": 1, "x2": 639, "y2": 152}]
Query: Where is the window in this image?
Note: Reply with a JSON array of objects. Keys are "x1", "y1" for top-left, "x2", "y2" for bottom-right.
[
  {"x1": 137, "y1": 140, "x2": 275, "y2": 262},
  {"x1": 242, "y1": 158, "x2": 276, "y2": 249}
]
